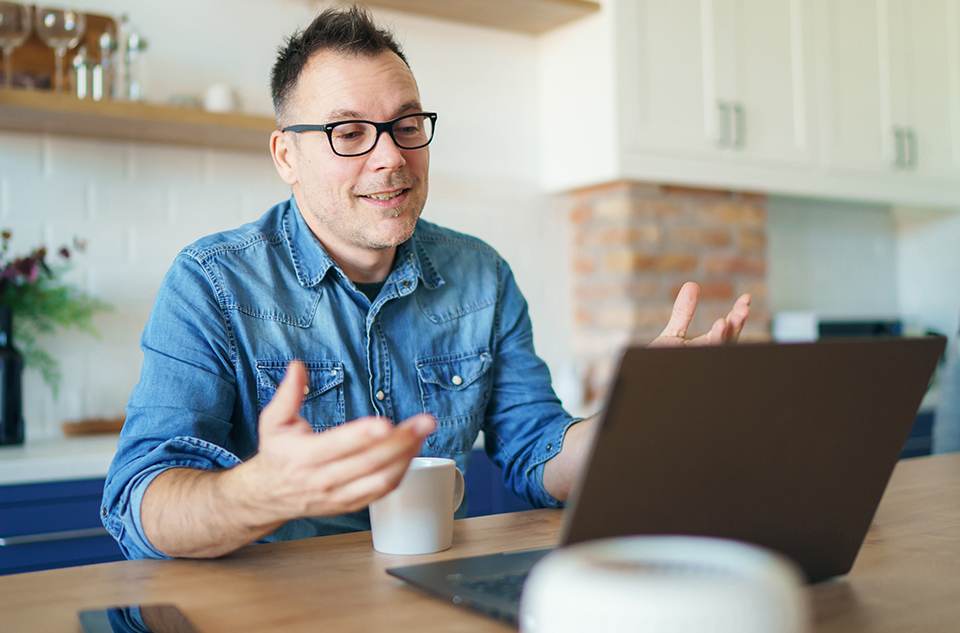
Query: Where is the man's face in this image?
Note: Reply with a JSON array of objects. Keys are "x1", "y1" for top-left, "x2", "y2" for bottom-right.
[{"x1": 282, "y1": 50, "x2": 430, "y2": 254}]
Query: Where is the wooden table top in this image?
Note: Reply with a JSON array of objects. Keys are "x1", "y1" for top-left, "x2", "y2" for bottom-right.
[{"x1": 1, "y1": 453, "x2": 958, "y2": 632}]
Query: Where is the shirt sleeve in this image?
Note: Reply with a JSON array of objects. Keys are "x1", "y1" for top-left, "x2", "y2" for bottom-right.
[
  {"x1": 101, "y1": 252, "x2": 243, "y2": 559},
  {"x1": 482, "y1": 258, "x2": 580, "y2": 509}
]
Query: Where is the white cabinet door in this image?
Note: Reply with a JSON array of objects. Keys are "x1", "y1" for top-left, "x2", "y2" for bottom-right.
[
  {"x1": 619, "y1": 0, "x2": 814, "y2": 164},
  {"x1": 816, "y1": 0, "x2": 960, "y2": 178},
  {"x1": 814, "y1": 0, "x2": 889, "y2": 172},
  {"x1": 888, "y1": 0, "x2": 960, "y2": 179},
  {"x1": 619, "y1": 0, "x2": 715, "y2": 157},
  {"x1": 723, "y1": 0, "x2": 816, "y2": 165}
]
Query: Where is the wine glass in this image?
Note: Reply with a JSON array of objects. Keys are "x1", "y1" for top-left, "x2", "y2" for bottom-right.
[
  {"x1": 35, "y1": 6, "x2": 85, "y2": 93},
  {"x1": 0, "y1": 2, "x2": 32, "y2": 88}
]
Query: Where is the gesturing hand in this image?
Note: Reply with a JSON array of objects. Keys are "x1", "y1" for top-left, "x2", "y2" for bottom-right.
[
  {"x1": 648, "y1": 282, "x2": 751, "y2": 348},
  {"x1": 241, "y1": 361, "x2": 436, "y2": 523}
]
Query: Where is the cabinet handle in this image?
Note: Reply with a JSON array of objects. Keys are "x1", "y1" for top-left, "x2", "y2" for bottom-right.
[
  {"x1": 732, "y1": 103, "x2": 745, "y2": 149},
  {"x1": 905, "y1": 128, "x2": 917, "y2": 169},
  {"x1": 718, "y1": 101, "x2": 731, "y2": 148},
  {"x1": 893, "y1": 127, "x2": 906, "y2": 168},
  {"x1": 0, "y1": 526, "x2": 108, "y2": 546}
]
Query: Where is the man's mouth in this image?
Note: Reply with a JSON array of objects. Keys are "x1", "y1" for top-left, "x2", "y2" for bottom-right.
[{"x1": 360, "y1": 189, "x2": 407, "y2": 201}]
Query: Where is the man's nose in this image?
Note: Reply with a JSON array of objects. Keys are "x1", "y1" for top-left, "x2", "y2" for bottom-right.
[{"x1": 367, "y1": 130, "x2": 406, "y2": 170}]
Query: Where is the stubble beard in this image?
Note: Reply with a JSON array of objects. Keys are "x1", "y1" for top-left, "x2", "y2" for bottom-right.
[
  {"x1": 354, "y1": 172, "x2": 428, "y2": 249},
  {"x1": 305, "y1": 178, "x2": 428, "y2": 252}
]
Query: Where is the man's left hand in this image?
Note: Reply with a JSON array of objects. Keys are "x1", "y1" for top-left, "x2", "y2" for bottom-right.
[{"x1": 648, "y1": 281, "x2": 751, "y2": 348}]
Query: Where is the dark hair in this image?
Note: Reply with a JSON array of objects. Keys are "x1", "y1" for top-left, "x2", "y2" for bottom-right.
[{"x1": 270, "y1": 5, "x2": 409, "y2": 126}]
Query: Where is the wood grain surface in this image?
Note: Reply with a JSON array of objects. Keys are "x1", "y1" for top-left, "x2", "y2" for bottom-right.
[
  {"x1": 362, "y1": 0, "x2": 600, "y2": 34},
  {"x1": 0, "y1": 454, "x2": 957, "y2": 632},
  {"x1": 0, "y1": 87, "x2": 277, "y2": 151}
]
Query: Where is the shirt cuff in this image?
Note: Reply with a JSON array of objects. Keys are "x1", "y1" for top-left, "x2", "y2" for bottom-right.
[
  {"x1": 529, "y1": 417, "x2": 583, "y2": 509},
  {"x1": 123, "y1": 436, "x2": 244, "y2": 559}
]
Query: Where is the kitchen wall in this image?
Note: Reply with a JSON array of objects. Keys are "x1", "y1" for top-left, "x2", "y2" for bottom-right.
[
  {"x1": 769, "y1": 196, "x2": 960, "y2": 341},
  {"x1": 1, "y1": 0, "x2": 573, "y2": 439},
  {"x1": 4, "y1": 0, "x2": 958, "y2": 441},
  {"x1": 896, "y1": 209, "x2": 960, "y2": 339},
  {"x1": 768, "y1": 197, "x2": 900, "y2": 319}
]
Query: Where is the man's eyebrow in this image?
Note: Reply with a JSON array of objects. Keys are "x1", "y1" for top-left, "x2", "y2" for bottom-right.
[{"x1": 324, "y1": 101, "x2": 423, "y2": 122}]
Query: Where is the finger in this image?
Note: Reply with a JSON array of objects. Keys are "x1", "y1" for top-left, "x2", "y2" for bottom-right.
[
  {"x1": 318, "y1": 414, "x2": 434, "y2": 479},
  {"x1": 322, "y1": 416, "x2": 437, "y2": 511},
  {"x1": 259, "y1": 360, "x2": 309, "y2": 435},
  {"x1": 659, "y1": 282, "x2": 700, "y2": 339},
  {"x1": 723, "y1": 293, "x2": 752, "y2": 342},
  {"x1": 303, "y1": 415, "x2": 436, "y2": 502},
  {"x1": 293, "y1": 415, "x2": 395, "y2": 464},
  {"x1": 685, "y1": 317, "x2": 726, "y2": 347}
]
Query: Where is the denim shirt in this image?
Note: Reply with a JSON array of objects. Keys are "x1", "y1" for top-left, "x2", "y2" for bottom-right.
[{"x1": 102, "y1": 196, "x2": 576, "y2": 559}]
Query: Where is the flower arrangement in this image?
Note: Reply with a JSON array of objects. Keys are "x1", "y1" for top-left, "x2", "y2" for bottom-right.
[{"x1": 0, "y1": 230, "x2": 110, "y2": 395}]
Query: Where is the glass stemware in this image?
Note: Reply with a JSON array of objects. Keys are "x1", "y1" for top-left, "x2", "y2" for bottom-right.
[
  {"x1": 0, "y1": 2, "x2": 32, "y2": 88},
  {"x1": 35, "y1": 6, "x2": 85, "y2": 93}
]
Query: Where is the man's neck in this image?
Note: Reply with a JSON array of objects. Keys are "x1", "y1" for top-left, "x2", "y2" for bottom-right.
[
  {"x1": 330, "y1": 245, "x2": 396, "y2": 283},
  {"x1": 292, "y1": 194, "x2": 397, "y2": 283}
]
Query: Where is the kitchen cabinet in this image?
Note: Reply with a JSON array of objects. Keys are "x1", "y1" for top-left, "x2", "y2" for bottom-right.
[
  {"x1": 464, "y1": 449, "x2": 537, "y2": 517},
  {"x1": 815, "y1": 0, "x2": 960, "y2": 180},
  {"x1": 0, "y1": 447, "x2": 526, "y2": 576},
  {"x1": 0, "y1": 477, "x2": 123, "y2": 576},
  {"x1": 539, "y1": 0, "x2": 960, "y2": 206},
  {"x1": 618, "y1": 0, "x2": 816, "y2": 166}
]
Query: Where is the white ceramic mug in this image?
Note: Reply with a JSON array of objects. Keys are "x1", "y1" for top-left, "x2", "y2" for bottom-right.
[
  {"x1": 203, "y1": 83, "x2": 238, "y2": 113},
  {"x1": 369, "y1": 457, "x2": 465, "y2": 555}
]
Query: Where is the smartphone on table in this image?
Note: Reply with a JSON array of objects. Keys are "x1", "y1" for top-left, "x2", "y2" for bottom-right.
[{"x1": 78, "y1": 604, "x2": 201, "y2": 633}]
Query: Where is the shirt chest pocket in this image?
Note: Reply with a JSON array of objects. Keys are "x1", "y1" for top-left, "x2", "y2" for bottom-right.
[
  {"x1": 256, "y1": 360, "x2": 345, "y2": 431},
  {"x1": 416, "y1": 349, "x2": 493, "y2": 420}
]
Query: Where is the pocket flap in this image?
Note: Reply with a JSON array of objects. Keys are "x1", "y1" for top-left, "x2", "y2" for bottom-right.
[
  {"x1": 416, "y1": 349, "x2": 492, "y2": 391},
  {"x1": 257, "y1": 360, "x2": 344, "y2": 401}
]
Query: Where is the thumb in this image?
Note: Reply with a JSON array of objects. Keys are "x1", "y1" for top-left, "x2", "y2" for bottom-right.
[{"x1": 259, "y1": 360, "x2": 308, "y2": 435}]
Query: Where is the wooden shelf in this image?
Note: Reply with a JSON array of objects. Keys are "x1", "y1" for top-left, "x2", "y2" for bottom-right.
[
  {"x1": 0, "y1": 88, "x2": 277, "y2": 152},
  {"x1": 364, "y1": 0, "x2": 600, "y2": 34}
]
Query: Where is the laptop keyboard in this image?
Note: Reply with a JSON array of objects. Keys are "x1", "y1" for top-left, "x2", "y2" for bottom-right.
[{"x1": 455, "y1": 571, "x2": 529, "y2": 604}]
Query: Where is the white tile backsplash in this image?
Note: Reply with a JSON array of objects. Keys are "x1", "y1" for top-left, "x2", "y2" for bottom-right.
[
  {"x1": 0, "y1": 3, "x2": 584, "y2": 435},
  {"x1": 2, "y1": 134, "x2": 312, "y2": 438}
]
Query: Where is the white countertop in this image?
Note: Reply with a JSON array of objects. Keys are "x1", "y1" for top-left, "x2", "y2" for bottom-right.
[
  {"x1": 0, "y1": 435, "x2": 119, "y2": 486},
  {"x1": 0, "y1": 386, "x2": 939, "y2": 488}
]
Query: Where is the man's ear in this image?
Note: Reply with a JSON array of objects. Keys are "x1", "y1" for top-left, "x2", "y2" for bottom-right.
[{"x1": 270, "y1": 130, "x2": 299, "y2": 186}]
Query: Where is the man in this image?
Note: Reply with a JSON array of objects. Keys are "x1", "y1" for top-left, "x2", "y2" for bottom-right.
[{"x1": 102, "y1": 6, "x2": 750, "y2": 560}]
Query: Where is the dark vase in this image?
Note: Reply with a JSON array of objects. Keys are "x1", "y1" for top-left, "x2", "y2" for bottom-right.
[{"x1": 0, "y1": 306, "x2": 24, "y2": 445}]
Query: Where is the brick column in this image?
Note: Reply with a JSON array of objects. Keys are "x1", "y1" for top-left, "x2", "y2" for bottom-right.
[{"x1": 569, "y1": 181, "x2": 770, "y2": 406}]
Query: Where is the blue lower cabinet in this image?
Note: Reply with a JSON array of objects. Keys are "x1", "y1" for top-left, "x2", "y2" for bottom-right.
[
  {"x1": 901, "y1": 411, "x2": 935, "y2": 459},
  {"x1": 0, "y1": 478, "x2": 124, "y2": 576},
  {"x1": 463, "y1": 449, "x2": 536, "y2": 518}
]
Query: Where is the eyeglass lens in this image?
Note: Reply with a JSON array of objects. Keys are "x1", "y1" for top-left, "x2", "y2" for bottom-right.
[{"x1": 331, "y1": 114, "x2": 434, "y2": 156}]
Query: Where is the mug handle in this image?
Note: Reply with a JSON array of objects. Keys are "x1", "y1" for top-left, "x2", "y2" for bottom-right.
[{"x1": 453, "y1": 468, "x2": 465, "y2": 511}]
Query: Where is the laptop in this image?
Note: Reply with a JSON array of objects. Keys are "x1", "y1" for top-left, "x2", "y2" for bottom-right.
[{"x1": 387, "y1": 336, "x2": 945, "y2": 625}]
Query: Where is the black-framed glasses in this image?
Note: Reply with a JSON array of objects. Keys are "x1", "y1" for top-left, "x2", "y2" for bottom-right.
[{"x1": 282, "y1": 112, "x2": 437, "y2": 157}]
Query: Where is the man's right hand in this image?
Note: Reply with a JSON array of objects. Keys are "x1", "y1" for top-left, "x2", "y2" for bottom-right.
[
  {"x1": 140, "y1": 361, "x2": 435, "y2": 558},
  {"x1": 240, "y1": 361, "x2": 437, "y2": 522}
]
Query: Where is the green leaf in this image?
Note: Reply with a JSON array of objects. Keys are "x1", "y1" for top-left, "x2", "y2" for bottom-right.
[{"x1": 1, "y1": 261, "x2": 111, "y2": 397}]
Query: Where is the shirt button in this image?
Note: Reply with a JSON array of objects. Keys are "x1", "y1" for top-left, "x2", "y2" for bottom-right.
[
  {"x1": 101, "y1": 507, "x2": 107, "y2": 518},
  {"x1": 546, "y1": 443, "x2": 554, "y2": 452},
  {"x1": 303, "y1": 385, "x2": 310, "y2": 396},
  {"x1": 401, "y1": 280, "x2": 412, "y2": 288},
  {"x1": 451, "y1": 375, "x2": 463, "y2": 386},
  {"x1": 376, "y1": 390, "x2": 386, "y2": 401}
]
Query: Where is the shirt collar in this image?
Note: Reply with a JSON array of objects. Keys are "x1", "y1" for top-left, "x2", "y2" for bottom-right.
[
  {"x1": 284, "y1": 195, "x2": 336, "y2": 288},
  {"x1": 283, "y1": 195, "x2": 444, "y2": 291}
]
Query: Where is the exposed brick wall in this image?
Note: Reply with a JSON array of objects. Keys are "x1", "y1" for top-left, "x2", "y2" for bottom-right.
[{"x1": 569, "y1": 181, "x2": 771, "y2": 406}]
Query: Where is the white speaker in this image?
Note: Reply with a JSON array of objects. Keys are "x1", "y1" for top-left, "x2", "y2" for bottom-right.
[{"x1": 519, "y1": 536, "x2": 810, "y2": 633}]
